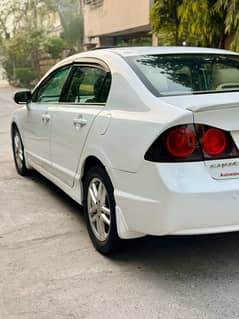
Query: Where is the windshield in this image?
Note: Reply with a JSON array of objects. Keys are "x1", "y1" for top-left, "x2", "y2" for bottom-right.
[{"x1": 126, "y1": 54, "x2": 239, "y2": 97}]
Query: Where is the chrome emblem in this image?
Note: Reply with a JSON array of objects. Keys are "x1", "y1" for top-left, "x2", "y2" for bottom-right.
[{"x1": 209, "y1": 161, "x2": 239, "y2": 169}]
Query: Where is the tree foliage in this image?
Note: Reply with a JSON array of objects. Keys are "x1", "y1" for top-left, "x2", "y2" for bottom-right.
[
  {"x1": 0, "y1": 0, "x2": 83, "y2": 87},
  {"x1": 215, "y1": 0, "x2": 239, "y2": 50},
  {"x1": 178, "y1": 0, "x2": 225, "y2": 48},
  {"x1": 150, "y1": 0, "x2": 182, "y2": 45},
  {"x1": 0, "y1": 0, "x2": 49, "y2": 86},
  {"x1": 43, "y1": 0, "x2": 84, "y2": 49},
  {"x1": 150, "y1": 0, "x2": 239, "y2": 51},
  {"x1": 46, "y1": 36, "x2": 66, "y2": 59}
]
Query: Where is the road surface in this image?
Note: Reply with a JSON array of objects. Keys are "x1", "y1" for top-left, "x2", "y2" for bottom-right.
[{"x1": 1, "y1": 87, "x2": 239, "y2": 319}]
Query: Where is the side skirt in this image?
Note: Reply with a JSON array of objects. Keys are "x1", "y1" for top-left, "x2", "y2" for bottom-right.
[{"x1": 28, "y1": 158, "x2": 83, "y2": 205}]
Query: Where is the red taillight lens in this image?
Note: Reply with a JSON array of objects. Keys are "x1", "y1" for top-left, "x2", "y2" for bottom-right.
[
  {"x1": 166, "y1": 128, "x2": 196, "y2": 157},
  {"x1": 202, "y1": 128, "x2": 226, "y2": 156},
  {"x1": 144, "y1": 123, "x2": 239, "y2": 163},
  {"x1": 144, "y1": 124, "x2": 202, "y2": 162}
]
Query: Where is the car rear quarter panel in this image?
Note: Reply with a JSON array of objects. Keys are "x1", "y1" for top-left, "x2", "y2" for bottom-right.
[{"x1": 79, "y1": 55, "x2": 193, "y2": 174}]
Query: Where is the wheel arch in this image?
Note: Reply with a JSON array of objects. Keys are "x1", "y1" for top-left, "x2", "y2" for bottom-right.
[
  {"x1": 11, "y1": 121, "x2": 23, "y2": 142},
  {"x1": 79, "y1": 155, "x2": 144, "y2": 240},
  {"x1": 11, "y1": 121, "x2": 18, "y2": 134},
  {"x1": 11, "y1": 121, "x2": 21, "y2": 145},
  {"x1": 11, "y1": 120, "x2": 32, "y2": 170},
  {"x1": 81, "y1": 155, "x2": 107, "y2": 185},
  {"x1": 80, "y1": 155, "x2": 115, "y2": 202}
]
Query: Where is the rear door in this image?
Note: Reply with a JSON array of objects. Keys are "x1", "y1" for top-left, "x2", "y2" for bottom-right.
[{"x1": 49, "y1": 62, "x2": 111, "y2": 187}]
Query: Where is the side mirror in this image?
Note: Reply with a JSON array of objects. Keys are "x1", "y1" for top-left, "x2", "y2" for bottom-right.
[{"x1": 14, "y1": 91, "x2": 32, "y2": 104}]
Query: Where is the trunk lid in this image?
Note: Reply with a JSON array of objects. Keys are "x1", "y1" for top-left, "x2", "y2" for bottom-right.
[{"x1": 162, "y1": 92, "x2": 239, "y2": 180}]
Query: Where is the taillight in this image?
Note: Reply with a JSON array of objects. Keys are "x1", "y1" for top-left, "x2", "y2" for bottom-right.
[
  {"x1": 144, "y1": 124, "x2": 239, "y2": 163},
  {"x1": 166, "y1": 127, "x2": 196, "y2": 157},
  {"x1": 202, "y1": 128, "x2": 226, "y2": 156}
]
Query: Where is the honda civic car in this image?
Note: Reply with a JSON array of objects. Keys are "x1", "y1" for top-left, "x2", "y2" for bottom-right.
[{"x1": 12, "y1": 46, "x2": 239, "y2": 254}]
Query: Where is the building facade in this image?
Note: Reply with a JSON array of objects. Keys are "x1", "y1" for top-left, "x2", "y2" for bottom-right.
[{"x1": 83, "y1": 0, "x2": 156, "y2": 49}]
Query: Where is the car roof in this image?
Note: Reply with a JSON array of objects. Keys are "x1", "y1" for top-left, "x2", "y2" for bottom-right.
[
  {"x1": 48, "y1": 46, "x2": 239, "y2": 80},
  {"x1": 71, "y1": 46, "x2": 238, "y2": 59},
  {"x1": 101, "y1": 46, "x2": 237, "y2": 56}
]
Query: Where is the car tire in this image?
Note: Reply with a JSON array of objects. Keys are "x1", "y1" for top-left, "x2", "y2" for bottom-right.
[
  {"x1": 12, "y1": 127, "x2": 30, "y2": 176},
  {"x1": 83, "y1": 166, "x2": 121, "y2": 254}
]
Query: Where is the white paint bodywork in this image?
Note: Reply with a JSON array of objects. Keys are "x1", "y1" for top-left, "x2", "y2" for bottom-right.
[{"x1": 12, "y1": 47, "x2": 239, "y2": 239}]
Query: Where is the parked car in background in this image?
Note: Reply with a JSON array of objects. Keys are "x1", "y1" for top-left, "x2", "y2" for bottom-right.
[{"x1": 12, "y1": 46, "x2": 239, "y2": 254}]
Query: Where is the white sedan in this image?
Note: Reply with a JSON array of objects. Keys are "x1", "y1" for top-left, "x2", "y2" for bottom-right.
[{"x1": 12, "y1": 46, "x2": 239, "y2": 254}]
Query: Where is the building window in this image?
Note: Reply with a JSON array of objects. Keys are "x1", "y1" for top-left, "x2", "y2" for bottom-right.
[{"x1": 84, "y1": 0, "x2": 103, "y2": 8}]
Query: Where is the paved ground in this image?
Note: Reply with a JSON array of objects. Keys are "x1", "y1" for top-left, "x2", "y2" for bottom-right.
[{"x1": 1, "y1": 87, "x2": 239, "y2": 319}]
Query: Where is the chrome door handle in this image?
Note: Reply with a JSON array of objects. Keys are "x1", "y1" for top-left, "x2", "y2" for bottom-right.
[
  {"x1": 42, "y1": 113, "x2": 51, "y2": 122},
  {"x1": 73, "y1": 117, "x2": 87, "y2": 126}
]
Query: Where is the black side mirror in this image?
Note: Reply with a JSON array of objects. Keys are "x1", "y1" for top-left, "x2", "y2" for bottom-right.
[{"x1": 14, "y1": 91, "x2": 32, "y2": 104}]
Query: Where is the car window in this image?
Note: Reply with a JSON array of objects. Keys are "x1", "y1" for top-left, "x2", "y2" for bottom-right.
[
  {"x1": 62, "y1": 66, "x2": 111, "y2": 104},
  {"x1": 32, "y1": 66, "x2": 71, "y2": 103},
  {"x1": 126, "y1": 54, "x2": 239, "y2": 96}
]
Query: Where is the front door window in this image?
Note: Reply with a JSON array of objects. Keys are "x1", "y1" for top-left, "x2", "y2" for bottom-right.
[{"x1": 32, "y1": 67, "x2": 71, "y2": 103}]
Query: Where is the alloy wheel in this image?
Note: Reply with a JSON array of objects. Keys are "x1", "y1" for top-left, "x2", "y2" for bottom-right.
[
  {"x1": 13, "y1": 131, "x2": 24, "y2": 170},
  {"x1": 87, "y1": 177, "x2": 111, "y2": 242}
]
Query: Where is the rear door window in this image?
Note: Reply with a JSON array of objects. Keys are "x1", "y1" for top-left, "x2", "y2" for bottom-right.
[{"x1": 62, "y1": 65, "x2": 111, "y2": 104}]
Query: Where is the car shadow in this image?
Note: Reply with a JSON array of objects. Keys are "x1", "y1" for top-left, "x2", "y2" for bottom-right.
[
  {"x1": 28, "y1": 170, "x2": 85, "y2": 221},
  {"x1": 111, "y1": 232, "x2": 239, "y2": 285},
  {"x1": 28, "y1": 170, "x2": 239, "y2": 281}
]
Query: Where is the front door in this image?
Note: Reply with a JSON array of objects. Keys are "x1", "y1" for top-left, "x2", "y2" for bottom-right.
[{"x1": 24, "y1": 66, "x2": 71, "y2": 171}]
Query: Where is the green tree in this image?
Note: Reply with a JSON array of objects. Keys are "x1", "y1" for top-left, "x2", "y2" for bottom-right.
[
  {"x1": 44, "y1": 0, "x2": 84, "y2": 49},
  {"x1": 0, "y1": 1, "x2": 25, "y2": 39},
  {"x1": 46, "y1": 36, "x2": 66, "y2": 58},
  {"x1": 0, "y1": 0, "x2": 59, "y2": 86},
  {"x1": 63, "y1": 16, "x2": 84, "y2": 49},
  {"x1": 215, "y1": 0, "x2": 239, "y2": 50},
  {"x1": 2, "y1": 27, "x2": 46, "y2": 86},
  {"x1": 150, "y1": 0, "x2": 231, "y2": 49},
  {"x1": 178, "y1": 0, "x2": 226, "y2": 48},
  {"x1": 150, "y1": 0, "x2": 183, "y2": 45}
]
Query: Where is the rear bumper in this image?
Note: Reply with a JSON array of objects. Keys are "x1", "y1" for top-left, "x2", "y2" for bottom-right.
[{"x1": 112, "y1": 161, "x2": 239, "y2": 238}]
